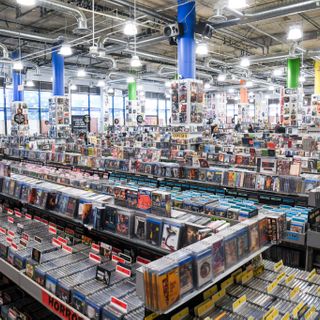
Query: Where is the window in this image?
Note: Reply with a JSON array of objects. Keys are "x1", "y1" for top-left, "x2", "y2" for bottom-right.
[
  {"x1": 90, "y1": 94, "x2": 102, "y2": 134},
  {"x1": 159, "y1": 99, "x2": 167, "y2": 126},
  {"x1": 25, "y1": 90, "x2": 40, "y2": 134},
  {"x1": 145, "y1": 98, "x2": 158, "y2": 126},
  {"x1": 71, "y1": 93, "x2": 89, "y2": 116},
  {"x1": 114, "y1": 95, "x2": 124, "y2": 125},
  {"x1": 40, "y1": 91, "x2": 51, "y2": 134}
]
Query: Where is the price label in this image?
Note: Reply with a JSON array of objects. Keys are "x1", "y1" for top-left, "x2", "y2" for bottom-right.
[
  {"x1": 110, "y1": 296, "x2": 127, "y2": 314},
  {"x1": 212, "y1": 289, "x2": 226, "y2": 303},
  {"x1": 308, "y1": 269, "x2": 317, "y2": 282},
  {"x1": 285, "y1": 274, "x2": 295, "y2": 285},
  {"x1": 263, "y1": 307, "x2": 279, "y2": 320},
  {"x1": 267, "y1": 279, "x2": 279, "y2": 294},
  {"x1": 290, "y1": 286, "x2": 300, "y2": 300},
  {"x1": 232, "y1": 295, "x2": 246, "y2": 312},
  {"x1": 221, "y1": 277, "x2": 233, "y2": 290},
  {"x1": 172, "y1": 133, "x2": 188, "y2": 140},
  {"x1": 171, "y1": 307, "x2": 189, "y2": 320},
  {"x1": 305, "y1": 306, "x2": 316, "y2": 320},
  {"x1": 195, "y1": 299, "x2": 214, "y2": 317},
  {"x1": 281, "y1": 313, "x2": 290, "y2": 320},
  {"x1": 203, "y1": 285, "x2": 218, "y2": 300},
  {"x1": 276, "y1": 272, "x2": 286, "y2": 283},
  {"x1": 274, "y1": 260, "x2": 284, "y2": 272},
  {"x1": 242, "y1": 270, "x2": 254, "y2": 284},
  {"x1": 254, "y1": 265, "x2": 265, "y2": 276},
  {"x1": 292, "y1": 301, "x2": 304, "y2": 318}
]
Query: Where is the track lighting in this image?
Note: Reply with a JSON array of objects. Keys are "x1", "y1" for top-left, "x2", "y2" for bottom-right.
[
  {"x1": 228, "y1": 88, "x2": 235, "y2": 93},
  {"x1": 240, "y1": 57, "x2": 250, "y2": 67},
  {"x1": 17, "y1": 0, "x2": 36, "y2": 6},
  {"x1": 130, "y1": 55, "x2": 142, "y2": 68},
  {"x1": 269, "y1": 85, "x2": 275, "y2": 91},
  {"x1": 299, "y1": 75, "x2": 306, "y2": 83},
  {"x1": 287, "y1": 26, "x2": 303, "y2": 41},
  {"x1": 13, "y1": 61, "x2": 23, "y2": 71},
  {"x1": 196, "y1": 42, "x2": 208, "y2": 56},
  {"x1": 123, "y1": 21, "x2": 137, "y2": 36},
  {"x1": 246, "y1": 81, "x2": 253, "y2": 87},
  {"x1": 77, "y1": 69, "x2": 86, "y2": 77},
  {"x1": 59, "y1": 44, "x2": 73, "y2": 57}
]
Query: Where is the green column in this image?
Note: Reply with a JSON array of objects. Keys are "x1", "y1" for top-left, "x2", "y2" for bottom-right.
[
  {"x1": 287, "y1": 58, "x2": 300, "y2": 89},
  {"x1": 128, "y1": 81, "x2": 137, "y2": 101}
]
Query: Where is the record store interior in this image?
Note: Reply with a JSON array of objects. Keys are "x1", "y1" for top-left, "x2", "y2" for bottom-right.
[{"x1": 0, "y1": 0, "x2": 319, "y2": 319}]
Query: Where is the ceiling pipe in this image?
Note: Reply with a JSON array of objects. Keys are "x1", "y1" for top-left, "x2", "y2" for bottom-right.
[
  {"x1": 38, "y1": 0, "x2": 89, "y2": 34},
  {"x1": 210, "y1": 0, "x2": 320, "y2": 29},
  {"x1": 97, "y1": 55, "x2": 117, "y2": 69},
  {"x1": 0, "y1": 29, "x2": 55, "y2": 43},
  {"x1": 0, "y1": 44, "x2": 9, "y2": 60}
]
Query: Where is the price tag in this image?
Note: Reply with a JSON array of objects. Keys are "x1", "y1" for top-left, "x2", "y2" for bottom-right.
[
  {"x1": 112, "y1": 254, "x2": 125, "y2": 264},
  {"x1": 7, "y1": 209, "x2": 13, "y2": 215},
  {"x1": 14, "y1": 210, "x2": 22, "y2": 218},
  {"x1": 305, "y1": 306, "x2": 316, "y2": 320},
  {"x1": 290, "y1": 286, "x2": 300, "y2": 300},
  {"x1": 25, "y1": 214, "x2": 32, "y2": 220},
  {"x1": 116, "y1": 265, "x2": 131, "y2": 277},
  {"x1": 57, "y1": 237, "x2": 68, "y2": 245},
  {"x1": 89, "y1": 252, "x2": 102, "y2": 264},
  {"x1": 242, "y1": 270, "x2": 254, "y2": 284},
  {"x1": 62, "y1": 245, "x2": 73, "y2": 254},
  {"x1": 91, "y1": 243, "x2": 100, "y2": 253},
  {"x1": 171, "y1": 308, "x2": 189, "y2": 320},
  {"x1": 203, "y1": 285, "x2": 218, "y2": 300},
  {"x1": 317, "y1": 287, "x2": 320, "y2": 296},
  {"x1": 276, "y1": 272, "x2": 286, "y2": 283},
  {"x1": 221, "y1": 276, "x2": 233, "y2": 290},
  {"x1": 8, "y1": 230, "x2": 15, "y2": 237},
  {"x1": 7, "y1": 217, "x2": 14, "y2": 224},
  {"x1": 232, "y1": 295, "x2": 246, "y2": 312},
  {"x1": 0, "y1": 227, "x2": 6, "y2": 235},
  {"x1": 136, "y1": 256, "x2": 151, "y2": 265},
  {"x1": 292, "y1": 301, "x2": 304, "y2": 318},
  {"x1": 48, "y1": 226, "x2": 57, "y2": 234},
  {"x1": 212, "y1": 289, "x2": 226, "y2": 303},
  {"x1": 110, "y1": 296, "x2": 127, "y2": 314},
  {"x1": 285, "y1": 274, "x2": 295, "y2": 285},
  {"x1": 267, "y1": 279, "x2": 279, "y2": 294},
  {"x1": 232, "y1": 268, "x2": 243, "y2": 280},
  {"x1": 194, "y1": 299, "x2": 214, "y2": 317},
  {"x1": 274, "y1": 260, "x2": 284, "y2": 272}
]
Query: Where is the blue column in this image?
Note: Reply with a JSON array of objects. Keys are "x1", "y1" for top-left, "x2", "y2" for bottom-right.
[
  {"x1": 12, "y1": 51, "x2": 24, "y2": 102},
  {"x1": 52, "y1": 46, "x2": 65, "y2": 96},
  {"x1": 177, "y1": 0, "x2": 196, "y2": 79}
]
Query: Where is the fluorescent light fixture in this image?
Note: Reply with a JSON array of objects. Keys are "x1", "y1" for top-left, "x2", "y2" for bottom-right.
[
  {"x1": 269, "y1": 85, "x2": 275, "y2": 91},
  {"x1": 70, "y1": 84, "x2": 77, "y2": 90},
  {"x1": 97, "y1": 80, "x2": 105, "y2": 87},
  {"x1": 287, "y1": 26, "x2": 303, "y2": 41},
  {"x1": 17, "y1": 0, "x2": 36, "y2": 5},
  {"x1": 228, "y1": 0, "x2": 247, "y2": 9},
  {"x1": 196, "y1": 42, "x2": 208, "y2": 56},
  {"x1": 273, "y1": 68, "x2": 283, "y2": 77},
  {"x1": 165, "y1": 81, "x2": 171, "y2": 88},
  {"x1": 123, "y1": 20, "x2": 137, "y2": 36},
  {"x1": 246, "y1": 81, "x2": 253, "y2": 87},
  {"x1": 59, "y1": 43, "x2": 73, "y2": 57},
  {"x1": 228, "y1": 88, "x2": 235, "y2": 93},
  {"x1": 217, "y1": 73, "x2": 226, "y2": 82},
  {"x1": 13, "y1": 61, "x2": 23, "y2": 71},
  {"x1": 130, "y1": 55, "x2": 142, "y2": 68},
  {"x1": 77, "y1": 68, "x2": 86, "y2": 77},
  {"x1": 204, "y1": 82, "x2": 211, "y2": 89},
  {"x1": 25, "y1": 80, "x2": 34, "y2": 87},
  {"x1": 240, "y1": 57, "x2": 250, "y2": 67},
  {"x1": 299, "y1": 75, "x2": 306, "y2": 82},
  {"x1": 126, "y1": 76, "x2": 135, "y2": 83}
]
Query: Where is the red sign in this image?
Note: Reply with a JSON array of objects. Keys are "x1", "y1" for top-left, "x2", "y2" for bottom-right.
[
  {"x1": 116, "y1": 265, "x2": 131, "y2": 277},
  {"x1": 110, "y1": 296, "x2": 128, "y2": 313},
  {"x1": 7, "y1": 209, "x2": 13, "y2": 215},
  {"x1": 0, "y1": 227, "x2": 6, "y2": 235},
  {"x1": 58, "y1": 237, "x2": 68, "y2": 245},
  {"x1": 14, "y1": 210, "x2": 22, "y2": 218},
  {"x1": 62, "y1": 245, "x2": 73, "y2": 254},
  {"x1": 25, "y1": 214, "x2": 32, "y2": 220},
  {"x1": 112, "y1": 254, "x2": 125, "y2": 264},
  {"x1": 91, "y1": 243, "x2": 100, "y2": 252},
  {"x1": 41, "y1": 291, "x2": 84, "y2": 320},
  {"x1": 8, "y1": 230, "x2": 15, "y2": 237},
  {"x1": 49, "y1": 226, "x2": 57, "y2": 234},
  {"x1": 89, "y1": 252, "x2": 101, "y2": 263},
  {"x1": 136, "y1": 256, "x2": 151, "y2": 265},
  {"x1": 7, "y1": 217, "x2": 14, "y2": 224},
  {"x1": 52, "y1": 238, "x2": 62, "y2": 247}
]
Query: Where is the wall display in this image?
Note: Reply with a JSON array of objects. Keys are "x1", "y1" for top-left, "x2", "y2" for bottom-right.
[{"x1": 11, "y1": 101, "x2": 29, "y2": 136}]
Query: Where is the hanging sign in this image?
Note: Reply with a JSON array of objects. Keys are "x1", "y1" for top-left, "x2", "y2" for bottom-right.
[{"x1": 14, "y1": 113, "x2": 25, "y2": 125}]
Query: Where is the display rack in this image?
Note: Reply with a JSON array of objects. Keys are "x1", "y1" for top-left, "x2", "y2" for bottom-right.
[{"x1": 0, "y1": 258, "x2": 89, "y2": 320}]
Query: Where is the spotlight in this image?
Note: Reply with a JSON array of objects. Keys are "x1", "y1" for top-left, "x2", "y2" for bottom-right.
[
  {"x1": 217, "y1": 73, "x2": 227, "y2": 82},
  {"x1": 17, "y1": 0, "x2": 36, "y2": 5},
  {"x1": 240, "y1": 57, "x2": 250, "y2": 67},
  {"x1": 77, "y1": 69, "x2": 86, "y2": 77},
  {"x1": 196, "y1": 42, "x2": 208, "y2": 56},
  {"x1": 59, "y1": 43, "x2": 73, "y2": 57},
  {"x1": 70, "y1": 84, "x2": 77, "y2": 90},
  {"x1": 273, "y1": 68, "x2": 283, "y2": 77},
  {"x1": 287, "y1": 26, "x2": 303, "y2": 41},
  {"x1": 228, "y1": 0, "x2": 247, "y2": 9},
  {"x1": 107, "y1": 87, "x2": 114, "y2": 94},
  {"x1": 130, "y1": 55, "x2": 142, "y2": 68},
  {"x1": 97, "y1": 80, "x2": 105, "y2": 87},
  {"x1": 13, "y1": 61, "x2": 23, "y2": 71},
  {"x1": 126, "y1": 76, "x2": 135, "y2": 83},
  {"x1": 123, "y1": 21, "x2": 137, "y2": 36}
]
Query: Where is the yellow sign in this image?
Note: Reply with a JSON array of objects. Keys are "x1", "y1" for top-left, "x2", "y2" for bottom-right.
[
  {"x1": 305, "y1": 306, "x2": 316, "y2": 320},
  {"x1": 317, "y1": 287, "x2": 320, "y2": 296},
  {"x1": 212, "y1": 289, "x2": 226, "y2": 304},
  {"x1": 232, "y1": 268, "x2": 243, "y2": 281},
  {"x1": 292, "y1": 302, "x2": 304, "y2": 318},
  {"x1": 267, "y1": 279, "x2": 279, "y2": 294},
  {"x1": 194, "y1": 300, "x2": 214, "y2": 317},
  {"x1": 276, "y1": 272, "x2": 286, "y2": 283},
  {"x1": 254, "y1": 265, "x2": 265, "y2": 277},
  {"x1": 308, "y1": 269, "x2": 317, "y2": 282},
  {"x1": 263, "y1": 307, "x2": 279, "y2": 320},
  {"x1": 315, "y1": 60, "x2": 320, "y2": 95},
  {"x1": 203, "y1": 285, "x2": 218, "y2": 300},
  {"x1": 274, "y1": 260, "x2": 284, "y2": 272},
  {"x1": 242, "y1": 270, "x2": 254, "y2": 284},
  {"x1": 171, "y1": 308, "x2": 189, "y2": 320},
  {"x1": 281, "y1": 313, "x2": 290, "y2": 320},
  {"x1": 171, "y1": 133, "x2": 188, "y2": 140},
  {"x1": 232, "y1": 295, "x2": 246, "y2": 312},
  {"x1": 290, "y1": 286, "x2": 300, "y2": 300},
  {"x1": 221, "y1": 277, "x2": 234, "y2": 290},
  {"x1": 285, "y1": 274, "x2": 295, "y2": 285}
]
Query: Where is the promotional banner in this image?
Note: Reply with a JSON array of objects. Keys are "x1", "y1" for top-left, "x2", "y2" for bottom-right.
[
  {"x1": 314, "y1": 60, "x2": 320, "y2": 94},
  {"x1": 240, "y1": 80, "x2": 248, "y2": 104}
]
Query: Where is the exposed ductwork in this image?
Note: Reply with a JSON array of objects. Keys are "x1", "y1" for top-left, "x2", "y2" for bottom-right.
[
  {"x1": 38, "y1": 0, "x2": 89, "y2": 34},
  {"x1": 0, "y1": 44, "x2": 9, "y2": 60},
  {"x1": 98, "y1": 55, "x2": 117, "y2": 70},
  {"x1": 210, "y1": 0, "x2": 320, "y2": 29},
  {"x1": 0, "y1": 29, "x2": 55, "y2": 43}
]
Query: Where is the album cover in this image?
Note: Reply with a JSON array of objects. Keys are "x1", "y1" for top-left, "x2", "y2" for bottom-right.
[
  {"x1": 78, "y1": 200, "x2": 93, "y2": 224},
  {"x1": 224, "y1": 234, "x2": 238, "y2": 269},
  {"x1": 151, "y1": 191, "x2": 171, "y2": 217},
  {"x1": 116, "y1": 211, "x2": 132, "y2": 237},
  {"x1": 195, "y1": 249, "x2": 212, "y2": 288},
  {"x1": 46, "y1": 192, "x2": 59, "y2": 210},
  {"x1": 126, "y1": 189, "x2": 138, "y2": 209},
  {"x1": 212, "y1": 238, "x2": 225, "y2": 277},
  {"x1": 264, "y1": 175, "x2": 274, "y2": 191},
  {"x1": 113, "y1": 186, "x2": 127, "y2": 207},
  {"x1": 134, "y1": 214, "x2": 146, "y2": 240},
  {"x1": 146, "y1": 217, "x2": 162, "y2": 246},
  {"x1": 161, "y1": 221, "x2": 182, "y2": 252},
  {"x1": 255, "y1": 175, "x2": 266, "y2": 190},
  {"x1": 138, "y1": 187, "x2": 154, "y2": 213},
  {"x1": 65, "y1": 197, "x2": 78, "y2": 218},
  {"x1": 178, "y1": 255, "x2": 193, "y2": 296},
  {"x1": 101, "y1": 205, "x2": 118, "y2": 232}
]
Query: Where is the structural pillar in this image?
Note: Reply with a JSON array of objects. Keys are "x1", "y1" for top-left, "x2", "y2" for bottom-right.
[
  {"x1": 177, "y1": 0, "x2": 196, "y2": 79},
  {"x1": 12, "y1": 51, "x2": 24, "y2": 102},
  {"x1": 52, "y1": 45, "x2": 65, "y2": 96}
]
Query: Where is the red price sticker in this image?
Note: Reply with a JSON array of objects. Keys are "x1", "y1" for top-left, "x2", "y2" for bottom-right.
[{"x1": 110, "y1": 296, "x2": 128, "y2": 314}]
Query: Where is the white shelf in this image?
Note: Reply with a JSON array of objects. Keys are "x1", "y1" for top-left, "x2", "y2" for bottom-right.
[
  {"x1": 137, "y1": 244, "x2": 272, "y2": 315},
  {"x1": 0, "y1": 259, "x2": 90, "y2": 320}
]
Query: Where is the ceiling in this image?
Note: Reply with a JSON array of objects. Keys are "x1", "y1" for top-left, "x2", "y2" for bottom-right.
[{"x1": 0, "y1": 0, "x2": 319, "y2": 91}]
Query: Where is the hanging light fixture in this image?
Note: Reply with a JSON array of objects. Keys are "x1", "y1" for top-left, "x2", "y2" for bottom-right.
[
  {"x1": 13, "y1": 61, "x2": 23, "y2": 71},
  {"x1": 299, "y1": 75, "x2": 306, "y2": 82},
  {"x1": 269, "y1": 85, "x2": 275, "y2": 91},
  {"x1": 228, "y1": 88, "x2": 235, "y2": 93},
  {"x1": 70, "y1": 84, "x2": 77, "y2": 90},
  {"x1": 17, "y1": 0, "x2": 36, "y2": 5},
  {"x1": 137, "y1": 84, "x2": 143, "y2": 91},
  {"x1": 196, "y1": 42, "x2": 208, "y2": 56},
  {"x1": 123, "y1": 21, "x2": 137, "y2": 36},
  {"x1": 77, "y1": 68, "x2": 86, "y2": 77},
  {"x1": 273, "y1": 68, "x2": 283, "y2": 77},
  {"x1": 204, "y1": 82, "x2": 211, "y2": 90},
  {"x1": 59, "y1": 43, "x2": 73, "y2": 57},
  {"x1": 127, "y1": 76, "x2": 135, "y2": 83},
  {"x1": 287, "y1": 26, "x2": 303, "y2": 41},
  {"x1": 130, "y1": 0, "x2": 142, "y2": 68},
  {"x1": 246, "y1": 81, "x2": 253, "y2": 87},
  {"x1": 240, "y1": 57, "x2": 250, "y2": 67},
  {"x1": 217, "y1": 73, "x2": 227, "y2": 82},
  {"x1": 130, "y1": 55, "x2": 142, "y2": 68},
  {"x1": 97, "y1": 79, "x2": 105, "y2": 87},
  {"x1": 25, "y1": 80, "x2": 35, "y2": 87},
  {"x1": 165, "y1": 81, "x2": 171, "y2": 88}
]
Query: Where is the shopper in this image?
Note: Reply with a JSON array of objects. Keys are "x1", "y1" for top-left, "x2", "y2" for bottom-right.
[
  {"x1": 235, "y1": 121, "x2": 241, "y2": 132},
  {"x1": 79, "y1": 132, "x2": 88, "y2": 145},
  {"x1": 248, "y1": 124, "x2": 254, "y2": 133}
]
